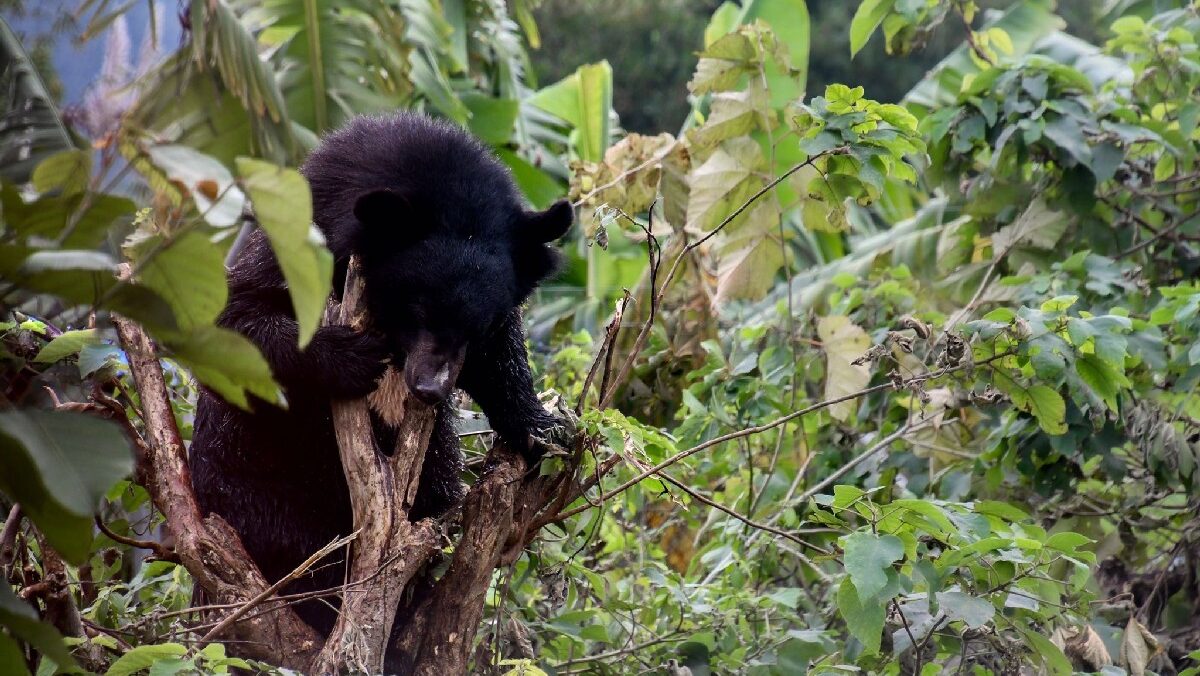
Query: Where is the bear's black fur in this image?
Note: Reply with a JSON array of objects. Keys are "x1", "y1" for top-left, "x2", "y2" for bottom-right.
[{"x1": 188, "y1": 112, "x2": 571, "y2": 639}]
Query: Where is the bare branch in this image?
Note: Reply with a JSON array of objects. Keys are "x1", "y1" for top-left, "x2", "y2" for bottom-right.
[{"x1": 94, "y1": 516, "x2": 180, "y2": 563}]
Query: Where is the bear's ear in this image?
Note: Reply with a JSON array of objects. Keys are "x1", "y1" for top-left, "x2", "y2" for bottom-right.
[
  {"x1": 353, "y1": 189, "x2": 409, "y2": 230},
  {"x1": 522, "y1": 200, "x2": 573, "y2": 243}
]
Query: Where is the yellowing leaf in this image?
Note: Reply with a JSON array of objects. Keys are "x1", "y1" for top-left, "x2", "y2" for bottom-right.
[
  {"x1": 1009, "y1": 383, "x2": 1067, "y2": 435},
  {"x1": 714, "y1": 202, "x2": 784, "y2": 305},
  {"x1": 818, "y1": 316, "x2": 871, "y2": 421},
  {"x1": 992, "y1": 198, "x2": 1067, "y2": 253},
  {"x1": 686, "y1": 137, "x2": 763, "y2": 234},
  {"x1": 688, "y1": 81, "x2": 771, "y2": 152}
]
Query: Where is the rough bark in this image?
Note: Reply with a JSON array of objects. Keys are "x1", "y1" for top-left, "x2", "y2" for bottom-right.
[
  {"x1": 113, "y1": 315, "x2": 322, "y2": 670},
  {"x1": 310, "y1": 257, "x2": 441, "y2": 674},
  {"x1": 391, "y1": 442, "x2": 577, "y2": 674}
]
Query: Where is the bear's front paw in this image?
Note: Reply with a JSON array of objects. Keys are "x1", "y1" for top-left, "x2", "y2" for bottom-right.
[
  {"x1": 527, "y1": 408, "x2": 579, "y2": 462},
  {"x1": 310, "y1": 325, "x2": 389, "y2": 398}
]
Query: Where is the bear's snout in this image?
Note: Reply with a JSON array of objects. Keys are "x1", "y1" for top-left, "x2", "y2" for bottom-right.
[{"x1": 403, "y1": 332, "x2": 466, "y2": 405}]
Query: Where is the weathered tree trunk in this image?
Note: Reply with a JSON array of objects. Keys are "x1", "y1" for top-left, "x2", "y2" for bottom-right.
[
  {"x1": 114, "y1": 316, "x2": 323, "y2": 670},
  {"x1": 391, "y1": 447, "x2": 526, "y2": 673},
  {"x1": 310, "y1": 257, "x2": 441, "y2": 674}
]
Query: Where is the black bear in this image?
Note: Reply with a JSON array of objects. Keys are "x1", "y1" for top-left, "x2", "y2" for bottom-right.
[{"x1": 188, "y1": 112, "x2": 571, "y2": 637}]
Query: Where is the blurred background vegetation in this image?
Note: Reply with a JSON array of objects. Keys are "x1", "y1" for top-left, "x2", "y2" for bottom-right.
[{"x1": 530, "y1": 0, "x2": 1109, "y2": 133}]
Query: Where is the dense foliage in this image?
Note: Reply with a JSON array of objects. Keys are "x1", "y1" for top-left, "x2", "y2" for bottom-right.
[{"x1": 1, "y1": 0, "x2": 1199, "y2": 674}]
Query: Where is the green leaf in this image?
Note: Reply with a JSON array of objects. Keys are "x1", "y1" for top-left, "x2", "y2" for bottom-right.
[
  {"x1": 0, "y1": 410, "x2": 133, "y2": 563},
  {"x1": 704, "y1": 2, "x2": 741, "y2": 47},
  {"x1": 104, "y1": 644, "x2": 188, "y2": 676},
  {"x1": 843, "y1": 532, "x2": 904, "y2": 601},
  {"x1": 236, "y1": 158, "x2": 332, "y2": 347},
  {"x1": 462, "y1": 93, "x2": 519, "y2": 145},
  {"x1": 737, "y1": 0, "x2": 809, "y2": 108},
  {"x1": 14, "y1": 250, "x2": 178, "y2": 334},
  {"x1": 31, "y1": 149, "x2": 91, "y2": 197},
  {"x1": 130, "y1": 231, "x2": 228, "y2": 332},
  {"x1": 1044, "y1": 531, "x2": 1091, "y2": 554},
  {"x1": 1154, "y1": 153, "x2": 1176, "y2": 182},
  {"x1": 164, "y1": 325, "x2": 281, "y2": 410},
  {"x1": 905, "y1": 0, "x2": 1061, "y2": 111},
  {"x1": 1074, "y1": 354, "x2": 1126, "y2": 411},
  {"x1": 0, "y1": 580, "x2": 77, "y2": 671},
  {"x1": 992, "y1": 198, "x2": 1066, "y2": 252},
  {"x1": 1042, "y1": 116, "x2": 1092, "y2": 167},
  {"x1": 818, "y1": 316, "x2": 871, "y2": 421},
  {"x1": 1009, "y1": 384, "x2": 1067, "y2": 435},
  {"x1": 836, "y1": 577, "x2": 885, "y2": 655},
  {"x1": 888, "y1": 499, "x2": 957, "y2": 537},
  {"x1": 33, "y1": 329, "x2": 101, "y2": 364},
  {"x1": 849, "y1": 0, "x2": 895, "y2": 58},
  {"x1": 936, "y1": 591, "x2": 994, "y2": 628},
  {"x1": 1, "y1": 189, "x2": 134, "y2": 249},
  {"x1": 496, "y1": 149, "x2": 564, "y2": 210}
]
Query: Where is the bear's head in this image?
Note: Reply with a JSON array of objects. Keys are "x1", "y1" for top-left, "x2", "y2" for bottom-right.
[
  {"x1": 355, "y1": 192, "x2": 570, "y2": 404},
  {"x1": 302, "y1": 113, "x2": 572, "y2": 405}
]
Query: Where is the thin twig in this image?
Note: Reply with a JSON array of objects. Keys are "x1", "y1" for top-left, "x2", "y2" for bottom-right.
[
  {"x1": 94, "y1": 516, "x2": 180, "y2": 563},
  {"x1": 192, "y1": 532, "x2": 357, "y2": 650}
]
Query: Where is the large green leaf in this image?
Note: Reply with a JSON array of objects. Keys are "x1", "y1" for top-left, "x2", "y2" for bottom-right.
[
  {"x1": 528, "y1": 61, "x2": 613, "y2": 162},
  {"x1": 496, "y1": 148, "x2": 564, "y2": 210},
  {"x1": 0, "y1": 410, "x2": 133, "y2": 563},
  {"x1": 936, "y1": 591, "x2": 995, "y2": 629},
  {"x1": 236, "y1": 157, "x2": 332, "y2": 347},
  {"x1": 31, "y1": 149, "x2": 91, "y2": 197},
  {"x1": 254, "y1": 0, "x2": 412, "y2": 134},
  {"x1": 738, "y1": 0, "x2": 809, "y2": 107},
  {"x1": 131, "y1": 231, "x2": 229, "y2": 332},
  {"x1": 104, "y1": 643, "x2": 188, "y2": 676},
  {"x1": 14, "y1": 250, "x2": 179, "y2": 334},
  {"x1": 843, "y1": 532, "x2": 905, "y2": 601},
  {"x1": 1, "y1": 186, "x2": 136, "y2": 249},
  {"x1": 33, "y1": 329, "x2": 102, "y2": 364},
  {"x1": 0, "y1": 633, "x2": 30, "y2": 676}
]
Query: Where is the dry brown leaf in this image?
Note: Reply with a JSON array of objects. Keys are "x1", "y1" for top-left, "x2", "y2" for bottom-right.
[
  {"x1": 1064, "y1": 624, "x2": 1112, "y2": 671},
  {"x1": 1120, "y1": 616, "x2": 1162, "y2": 676}
]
